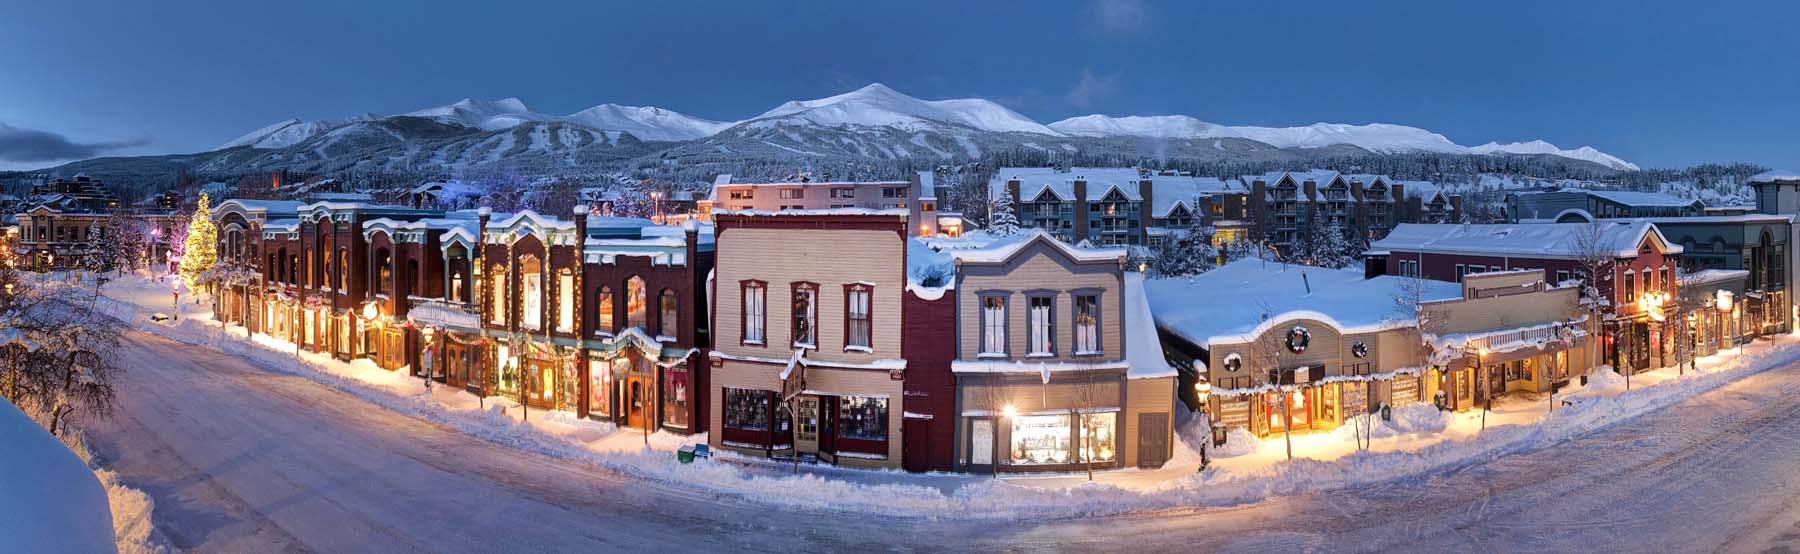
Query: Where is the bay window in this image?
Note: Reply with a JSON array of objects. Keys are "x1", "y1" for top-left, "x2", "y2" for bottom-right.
[
  {"x1": 980, "y1": 295, "x2": 1007, "y2": 356},
  {"x1": 792, "y1": 283, "x2": 818, "y2": 348},
  {"x1": 846, "y1": 285, "x2": 871, "y2": 351},
  {"x1": 1074, "y1": 294, "x2": 1100, "y2": 354},
  {"x1": 742, "y1": 281, "x2": 766, "y2": 345},
  {"x1": 1028, "y1": 295, "x2": 1054, "y2": 356}
]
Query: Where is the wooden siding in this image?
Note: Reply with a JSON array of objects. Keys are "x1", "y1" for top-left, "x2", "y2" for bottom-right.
[
  {"x1": 956, "y1": 244, "x2": 1123, "y2": 361},
  {"x1": 1122, "y1": 376, "x2": 1174, "y2": 468},
  {"x1": 714, "y1": 227, "x2": 905, "y2": 365}
]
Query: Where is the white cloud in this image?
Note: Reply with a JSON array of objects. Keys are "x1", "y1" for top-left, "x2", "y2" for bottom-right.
[
  {"x1": 1088, "y1": 0, "x2": 1147, "y2": 35},
  {"x1": 1066, "y1": 68, "x2": 1122, "y2": 108}
]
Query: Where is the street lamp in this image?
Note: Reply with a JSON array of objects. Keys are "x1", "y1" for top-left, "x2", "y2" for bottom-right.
[
  {"x1": 171, "y1": 280, "x2": 180, "y2": 321},
  {"x1": 648, "y1": 191, "x2": 664, "y2": 224},
  {"x1": 1476, "y1": 346, "x2": 1489, "y2": 431}
]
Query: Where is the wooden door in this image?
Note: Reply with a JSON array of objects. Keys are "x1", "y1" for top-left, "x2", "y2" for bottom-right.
[
  {"x1": 626, "y1": 377, "x2": 648, "y2": 428},
  {"x1": 1137, "y1": 412, "x2": 1169, "y2": 468},
  {"x1": 795, "y1": 396, "x2": 821, "y2": 455},
  {"x1": 818, "y1": 396, "x2": 837, "y2": 463},
  {"x1": 902, "y1": 418, "x2": 931, "y2": 472}
]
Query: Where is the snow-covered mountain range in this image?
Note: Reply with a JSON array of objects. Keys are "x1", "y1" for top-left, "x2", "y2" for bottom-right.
[
  {"x1": 1049, "y1": 114, "x2": 1638, "y2": 171},
  {"x1": 75, "y1": 83, "x2": 1636, "y2": 179}
]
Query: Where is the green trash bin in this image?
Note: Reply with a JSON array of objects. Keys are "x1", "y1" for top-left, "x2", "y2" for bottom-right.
[{"x1": 677, "y1": 446, "x2": 695, "y2": 464}]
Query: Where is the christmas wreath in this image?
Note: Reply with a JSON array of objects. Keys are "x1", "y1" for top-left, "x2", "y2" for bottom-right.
[{"x1": 1286, "y1": 326, "x2": 1311, "y2": 354}]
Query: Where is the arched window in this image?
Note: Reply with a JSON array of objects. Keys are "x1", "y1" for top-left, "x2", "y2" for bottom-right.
[
  {"x1": 658, "y1": 289, "x2": 678, "y2": 338},
  {"x1": 626, "y1": 276, "x2": 648, "y2": 329},
  {"x1": 489, "y1": 264, "x2": 508, "y2": 325},
  {"x1": 595, "y1": 286, "x2": 615, "y2": 335},
  {"x1": 519, "y1": 255, "x2": 543, "y2": 330},
  {"x1": 373, "y1": 248, "x2": 392, "y2": 296},
  {"x1": 337, "y1": 249, "x2": 349, "y2": 291}
]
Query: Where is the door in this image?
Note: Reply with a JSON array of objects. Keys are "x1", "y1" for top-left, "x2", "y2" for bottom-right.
[
  {"x1": 1137, "y1": 412, "x2": 1169, "y2": 468},
  {"x1": 817, "y1": 396, "x2": 837, "y2": 464},
  {"x1": 795, "y1": 396, "x2": 821, "y2": 455},
  {"x1": 627, "y1": 377, "x2": 647, "y2": 428},
  {"x1": 903, "y1": 418, "x2": 931, "y2": 472},
  {"x1": 969, "y1": 418, "x2": 995, "y2": 470}
]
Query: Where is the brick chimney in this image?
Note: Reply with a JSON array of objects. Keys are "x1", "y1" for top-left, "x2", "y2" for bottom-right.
[
  {"x1": 1073, "y1": 177, "x2": 1089, "y2": 240},
  {"x1": 1391, "y1": 183, "x2": 1408, "y2": 222},
  {"x1": 1250, "y1": 179, "x2": 1267, "y2": 242},
  {"x1": 1449, "y1": 196, "x2": 1464, "y2": 223},
  {"x1": 1138, "y1": 178, "x2": 1154, "y2": 242},
  {"x1": 1006, "y1": 178, "x2": 1022, "y2": 221}
]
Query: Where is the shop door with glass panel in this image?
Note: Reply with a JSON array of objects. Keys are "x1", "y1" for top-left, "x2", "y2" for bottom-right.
[{"x1": 795, "y1": 396, "x2": 821, "y2": 455}]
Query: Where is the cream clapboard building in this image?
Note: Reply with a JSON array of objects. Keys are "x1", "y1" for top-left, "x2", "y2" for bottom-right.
[
  {"x1": 708, "y1": 209, "x2": 910, "y2": 468},
  {"x1": 940, "y1": 231, "x2": 1177, "y2": 472}
]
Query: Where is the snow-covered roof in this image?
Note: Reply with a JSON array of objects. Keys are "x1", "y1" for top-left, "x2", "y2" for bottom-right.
[
  {"x1": 1147, "y1": 259, "x2": 1461, "y2": 348},
  {"x1": 916, "y1": 171, "x2": 936, "y2": 201},
  {"x1": 0, "y1": 399, "x2": 117, "y2": 554},
  {"x1": 1620, "y1": 214, "x2": 1795, "y2": 225},
  {"x1": 1566, "y1": 189, "x2": 1701, "y2": 208},
  {"x1": 1750, "y1": 170, "x2": 1800, "y2": 184},
  {"x1": 215, "y1": 199, "x2": 306, "y2": 215},
  {"x1": 906, "y1": 238, "x2": 955, "y2": 300},
  {"x1": 299, "y1": 200, "x2": 413, "y2": 212},
  {"x1": 263, "y1": 218, "x2": 299, "y2": 233},
  {"x1": 1146, "y1": 175, "x2": 1237, "y2": 217},
  {"x1": 991, "y1": 167, "x2": 1146, "y2": 204},
  {"x1": 712, "y1": 207, "x2": 909, "y2": 217},
  {"x1": 1123, "y1": 272, "x2": 1178, "y2": 379},
  {"x1": 1682, "y1": 269, "x2": 1749, "y2": 287},
  {"x1": 948, "y1": 229, "x2": 1127, "y2": 265},
  {"x1": 1371, "y1": 221, "x2": 1682, "y2": 259},
  {"x1": 1392, "y1": 179, "x2": 1445, "y2": 201}
]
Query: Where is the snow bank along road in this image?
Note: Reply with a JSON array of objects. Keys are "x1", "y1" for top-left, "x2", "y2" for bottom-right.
[{"x1": 87, "y1": 326, "x2": 1800, "y2": 553}]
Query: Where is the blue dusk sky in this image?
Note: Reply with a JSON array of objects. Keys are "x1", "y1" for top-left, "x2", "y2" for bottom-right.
[{"x1": 0, "y1": 0, "x2": 1794, "y2": 171}]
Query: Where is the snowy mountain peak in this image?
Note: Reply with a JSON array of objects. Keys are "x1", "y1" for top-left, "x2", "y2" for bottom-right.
[
  {"x1": 746, "y1": 83, "x2": 1059, "y2": 135},
  {"x1": 1050, "y1": 114, "x2": 1226, "y2": 138},
  {"x1": 1469, "y1": 140, "x2": 1639, "y2": 171},
  {"x1": 565, "y1": 103, "x2": 733, "y2": 142}
]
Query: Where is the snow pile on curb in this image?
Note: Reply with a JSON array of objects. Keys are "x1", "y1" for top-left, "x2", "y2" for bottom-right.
[{"x1": 91, "y1": 273, "x2": 1800, "y2": 520}]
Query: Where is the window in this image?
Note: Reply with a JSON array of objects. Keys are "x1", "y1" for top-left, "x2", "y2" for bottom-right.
[
  {"x1": 1074, "y1": 294, "x2": 1100, "y2": 354},
  {"x1": 338, "y1": 249, "x2": 349, "y2": 290},
  {"x1": 981, "y1": 295, "x2": 1007, "y2": 355},
  {"x1": 1660, "y1": 267, "x2": 1671, "y2": 293},
  {"x1": 1010, "y1": 414, "x2": 1071, "y2": 465},
  {"x1": 838, "y1": 396, "x2": 887, "y2": 440},
  {"x1": 792, "y1": 283, "x2": 818, "y2": 348},
  {"x1": 882, "y1": 186, "x2": 907, "y2": 198},
  {"x1": 723, "y1": 387, "x2": 770, "y2": 431},
  {"x1": 595, "y1": 286, "x2": 615, "y2": 335},
  {"x1": 661, "y1": 366, "x2": 689, "y2": 428},
  {"x1": 779, "y1": 188, "x2": 805, "y2": 200},
  {"x1": 1081, "y1": 412, "x2": 1118, "y2": 463},
  {"x1": 846, "y1": 285, "x2": 872, "y2": 350},
  {"x1": 1028, "y1": 296, "x2": 1054, "y2": 356},
  {"x1": 1555, "y1": 270, "x2": 1570, "y2": 285},
  {"x1": 588, "y1": 359, "x2": 611, "y2": 417},
  {"x1": 1642, "y1": 268, "x2": 1653, "y2": 295},
  {"x1": 374, "y1": 250, "x2": 393, "y2": 295},
  {"x1": 658, "y1": 289, "x2": 678, "y2": 338},
  {"x1": 742, "y1": 282, "x2": 766, "y2": 345},
  {"x1": 728, "y1": 189, "x2": 754, "y2": 200},
  {"x1": 830, "y1": 188, "x2": 855, "y2": 199},
  {"x1": 1623, "y1": 270, "x2": 1636, "y2": 303},
  {"x1": 489, "y1": 264, "x2": 507, "y2": 324},
  {"x1": 520, "y1": 256, "x2": 543, "y2": 330},
  {"x1": 626, "y1": 276, "x2": 648, "y2": 329},
  {"x1": 557, "y1": 271, "x2": 575, "y2": 333},
  {"x1": 1454, "y1": 264, "x2": 1465, "y2": 282}
]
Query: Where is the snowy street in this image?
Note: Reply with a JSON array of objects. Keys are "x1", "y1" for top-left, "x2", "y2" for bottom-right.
[{"x1": 83, "y1": 322, "x2": 1800, "y2": 553}]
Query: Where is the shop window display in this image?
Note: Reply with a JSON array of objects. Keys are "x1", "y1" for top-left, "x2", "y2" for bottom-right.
[
  {"x1": 1011, "y1": 415, "x2": 1072, "y2": 465},
  {"x1": 838, "y1": 396, "x2": 887, "y2": 440},
  {"x1": 1080, "y1": 413, "x2": 1117, "y2": 463},
  {"x1": 724, "y1": 387, "x2": 770, "y2": 431},
  {"x1": 662, "y1": 365, "x2": 690, "y2": 429}
]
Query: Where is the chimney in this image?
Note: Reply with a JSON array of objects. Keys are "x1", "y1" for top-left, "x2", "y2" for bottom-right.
[
  {"x1": 1006, "y1": 178, "x2": 1022, "y2": 221},
  {"x1": 1303, "y1": 180, "x2": 1318, "y2": 202},
  {"x1": 1251, "y1": 180, "x2": 1267, "y2": 242},
  {"x1": 573, "y1": 204, "x2": 589, "y2": 239},
  {"x1": 1073, "y1": 178, "x2": 1089, "y2": 240},
  {"x1": 1450, "y1": 196, "x2": 1465, "y2": 223},
  {"x1": 1138, "y1": 178, "x2": 1154, "y2": 241},
  {"x1": 1391, "y1": 183, "x2": 1408, "y2": 222}
]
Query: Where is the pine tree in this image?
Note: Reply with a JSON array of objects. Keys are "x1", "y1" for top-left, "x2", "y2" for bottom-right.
[
  {"x1": 988, "y1": 189, "x2": 1021, "y2": 236},
  {"x1": 179, "y1": 193, "x2": 219, "y2": 292}
]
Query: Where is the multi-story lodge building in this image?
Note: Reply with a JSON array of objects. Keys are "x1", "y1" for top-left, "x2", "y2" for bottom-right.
[
  {"x1": 990, "y1": 168, "x2": 1461, "y2": 253},
  {"x1": 1150, "y1": 259, "x2": 1590, "y2": 440},
  {"x1": 702, "y1": 171, "x2": 961, "y2": 237},
  {"x1": 1369, "y1": 222, "x2": 1683, "y2": 373},
  {"x1": 16, "y1": 175, "x2": 183, "y2": 271},
  {"x1": 940, "y1": 231, "x2": 1177, "y2": 471},
  {"x1": 1506, "y1": 189, "x2": 1705, "y2": 222}
]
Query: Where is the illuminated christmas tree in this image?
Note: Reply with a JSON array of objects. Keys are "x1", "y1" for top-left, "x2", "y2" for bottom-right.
[{"x1": 178, "y1": 193, "x2": 217, "y2": 292}]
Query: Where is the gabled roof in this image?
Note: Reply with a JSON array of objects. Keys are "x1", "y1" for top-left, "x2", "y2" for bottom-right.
[
  {"x1": 1371, "y1": 221, "x2": 1683, "y2": 259},
  {"x1": 948, "y1": 229, "x2": 1127, "y2": 265}
]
